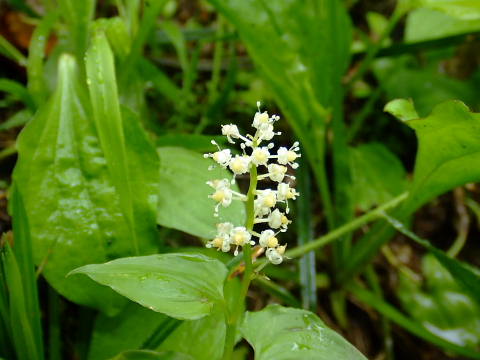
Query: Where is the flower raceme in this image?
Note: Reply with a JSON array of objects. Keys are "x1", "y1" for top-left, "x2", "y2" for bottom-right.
[{"x1": 204, "y1": 102, "x2": 300, "y2": 265}]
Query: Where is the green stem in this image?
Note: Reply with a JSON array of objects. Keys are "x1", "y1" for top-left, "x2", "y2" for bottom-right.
[
  {"x1": 223, "y1": 165, "x2": 257, "y2": 360},
  {"x1": 252, "y1": 192, "x2": 408, "y2": 270},
  {"x1": 287, "y1": 192, "x2": 407, "y2": 259}
]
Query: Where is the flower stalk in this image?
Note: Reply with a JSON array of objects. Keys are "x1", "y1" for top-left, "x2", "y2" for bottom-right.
[{"x1": 205, "y1": 103, "x2": 301, "y2": 358}]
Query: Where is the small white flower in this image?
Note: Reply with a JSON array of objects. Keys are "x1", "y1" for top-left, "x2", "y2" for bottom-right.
[
  {"x1": 231, "y1": 227, "x2": 252, "y2": 246},
  {"x1": 277, "y1": 142, "x2": 300, "y2": 168},
  {"x1": 207, "y1": 180, "x2": 245, "y2": 216},
  {"x1": 253, "y1": 111, "x2": 271, "y2": 129},
  {"x1": 216, "y1": 222, "x2": 233, "y2": 236},
  {"x1": 277, "y1": 182, "x2": 299, "y2": 201},
  {"x1": 257, "y1": 189, "x2": 277, "y2": 208},
  {"x1": 268, "y1": 209, "x2": 290, "y2": 230},
  {"x1": 230, "y1": 227, "x2": 255, "y2": 255},
  {"x1": 204, "y1": 141, "x2": 232, "y2": 169},
  {"x1": 205, "y1": 103, "x2": 299, "y2": 264},
  {"x1": 254, "y1": 199, "x2": 271, "y2": 217},
  {"x1": 221, "y1": 124, "x2": 241, "y2": 143},
  {"x1": 259, "y1": 229, "x2": 279, "y2": 248},
  {"x1": 251, "y1": 146, "x2": 270, "y2": 166},
  {"x1": 229, "y1": 155, "x2": 251, "y2": 175},
  {"x1": 267, "y1": 163, "x2": 287, "y2": 182},
  {"x1": 206, "y1": 235, "x2": 231, "y2": 252},
  {"x1": 257, "y1": 123, "x2": 277, "y2": 142},
  {"x1": 210, "y1": 188, "x2": 232, "y2": 205},
  {"x1": 266, "y1": 245, "x2": 286, "y2": 265},
  {"x1": 211, "y1": 149, "x2": 232, "y2": 167}
]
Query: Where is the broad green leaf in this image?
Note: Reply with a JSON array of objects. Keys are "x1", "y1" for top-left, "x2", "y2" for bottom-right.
[
  {"x1": 343, "y1": 100, "x2": 480, "y2": 281},
  {"x1": 70, "y1": 253, "x2": 228, "y2": 320},
  {"x1": 240, "y1": 305, "x2": 367, "y2": 360},
  {"x1": 157, "y1": 147, "x2": 245, "y2": 238},
  {"x1": 110, "y1": 350, "x2": 193, "y2": 360},
  {"x1": 350, "y1": 143, "x2": 408, "y2": 211},
  {"x1": 157, "y1": 311, "x2": 225, "y2": 360},
  {"x1": 403, "y1": 100, "x2": 480, "y2": 211},
  {"x1": 384, "y1": 99, "x2": 418, "y2": 122},
  {"x1": 156, "y1": 278, "x2": 240, "y2": 360},
  {"x1": 13, "y1": 53, "x2": 158, "y2": 313},
  {"x1": 88, "y1": 302, "x2": 169, "y2": 360},
  {"x1": 405, "y1": 8, "x2": 480, "y2": 42},
  {"x1": 398, "y1": 255, "x2": 480, "y2": 348},
  {"x1": 419, "y1": 0, "x2": 480, "y2": 20},
  {"x1": 14, "y1": 54, "x2": 124, "y2": 313}
]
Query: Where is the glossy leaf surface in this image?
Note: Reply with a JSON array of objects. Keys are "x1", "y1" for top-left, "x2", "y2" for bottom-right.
[
  {"x1": 70, "y1": 253, "x2": 228, "y2": 320},
  {"x1": 240, "y1": 305, "x2": 367, "y2": 360},
  {"x1": 398, "y1": 255, "x2": 480, "y2": 348},
  {"x1": 13, "y1": 52, "x2": 158, "y2": 313}
]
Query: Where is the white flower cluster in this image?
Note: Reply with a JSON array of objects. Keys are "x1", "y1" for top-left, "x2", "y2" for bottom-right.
[{"x1": 204, "y1": 102, "x2": 300, "y2": 265}]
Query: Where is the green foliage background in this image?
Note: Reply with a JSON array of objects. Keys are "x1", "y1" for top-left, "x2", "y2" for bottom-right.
[{"x1": 1, "y1": 0, "x2": 480, "y2": 359}]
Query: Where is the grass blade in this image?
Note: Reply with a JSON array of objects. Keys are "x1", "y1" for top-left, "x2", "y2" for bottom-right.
[
  {"x1": 0, "y1": 35, "x2": 27, "y2": 66},
  {"x1": 0, "y1": 79, "x2": 36, "y2": 111},
  {"x1": 2, "y1": 242, "x2": 42, "y2": 360},
  {"x1": 9, "y1": 187, "x2": 44, "y2": 358}
]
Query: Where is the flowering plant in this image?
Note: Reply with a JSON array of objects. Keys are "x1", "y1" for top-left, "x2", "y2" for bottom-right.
[
  {"x1": 204, "y1": 102, "x2": 300, "y2": 265},
  {"x1": 63, "y1": 101, "x2": 368, "y2": 360}
]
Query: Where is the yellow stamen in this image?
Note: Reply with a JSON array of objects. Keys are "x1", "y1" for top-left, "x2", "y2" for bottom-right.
[
  {"x1": 212, "y1": 190, "x2": 225, "y2": 202},
  {"x1": 263, "y1": 194, "x2": 276, "y2": 207},
  {"x1": 212, "y1": 237, "x2": 223, "y2": 248},
  {"x1": 287, "y1": 151, "x2": 297, "y2": 162},
  {"x1": 266, "y1": 236, "x2": 278, "y2": 248}
]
